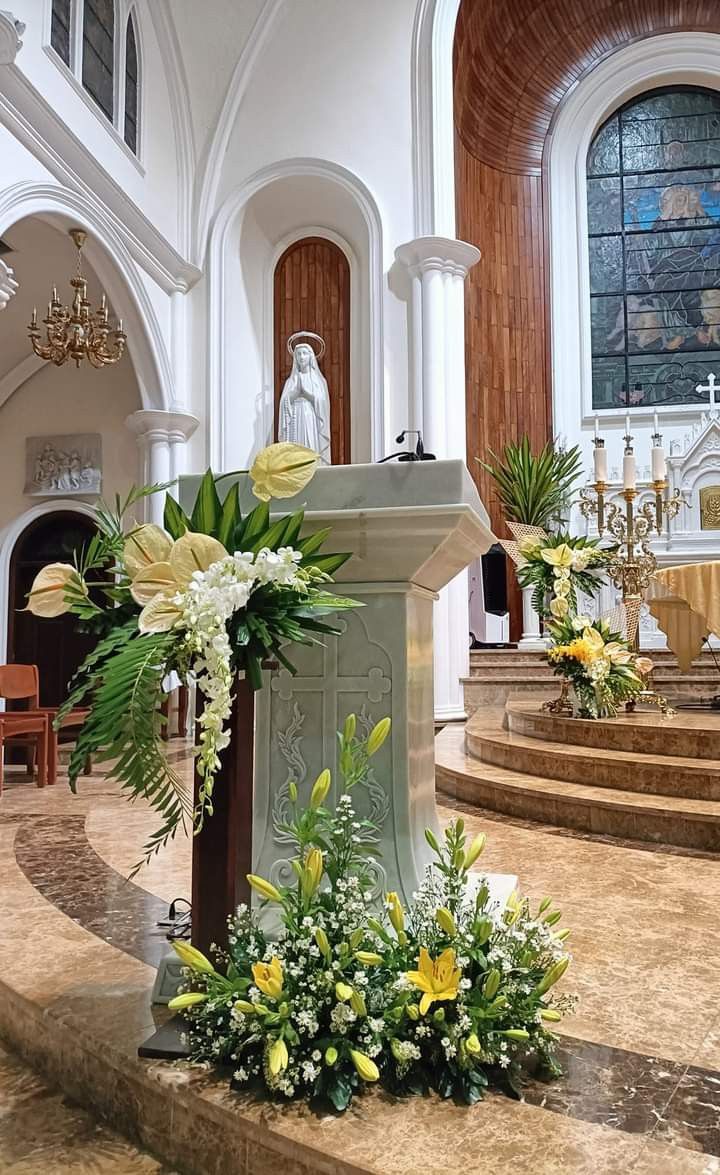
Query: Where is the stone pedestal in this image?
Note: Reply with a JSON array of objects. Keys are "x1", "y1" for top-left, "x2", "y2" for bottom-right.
[
  {"x1": 518, "y1": 585, "x2": 550, "y2": 652},
  {"x1": 181, "y1": 460, "x2": 497, "y2": 909}
]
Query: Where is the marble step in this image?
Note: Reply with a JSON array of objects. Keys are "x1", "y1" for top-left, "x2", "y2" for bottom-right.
[
  {"x1": 435, "y1": 726, "x2": 720, "y2": 853},
  {"x1": 506, "y1": 701, "x2": 720, "y2": 760},
  {"x1": 468, "y1": 726, "x2": 720, "y2": 800}
]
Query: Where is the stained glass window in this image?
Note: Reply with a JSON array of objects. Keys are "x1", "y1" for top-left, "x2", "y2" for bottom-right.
[
  {"x1": 124, "y1": 12, "x2": 138, "y2": 154},
  {"x1": 587, "y1": 87, "x2": 720, "y2": 409},
  {"x1": 82, "y1": 0, "x2": 115, "y2": 123},
  {"x1": 51, "y1": 0, "x2": 72, "y2": 66}
]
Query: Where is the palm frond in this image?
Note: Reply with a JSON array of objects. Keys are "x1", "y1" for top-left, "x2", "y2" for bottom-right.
[{"x1": 478, "y1": 436, "x2": 583, "y2": 528}]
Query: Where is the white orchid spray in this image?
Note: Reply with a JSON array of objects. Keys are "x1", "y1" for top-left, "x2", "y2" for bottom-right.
[{"x1": 26, "y1": 444, "x2": 358, "y2": 865}]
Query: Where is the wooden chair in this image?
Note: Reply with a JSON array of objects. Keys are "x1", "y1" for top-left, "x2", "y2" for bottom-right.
[
  {"x1": 0, "y1": 711, "x2": 48, "y2": 792},
  {"x1": 0, "y1": 664, "x2": 90, "y2": 787}
]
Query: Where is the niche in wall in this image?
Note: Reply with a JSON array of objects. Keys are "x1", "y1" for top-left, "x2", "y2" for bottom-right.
[{"x1": 273, "y1": 236, "x2": 351, "y2": 465}]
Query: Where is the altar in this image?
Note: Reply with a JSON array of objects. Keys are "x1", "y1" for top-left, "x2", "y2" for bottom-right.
[{"x1": 180, "y1": 460, "x2": 504, "y2": 916}]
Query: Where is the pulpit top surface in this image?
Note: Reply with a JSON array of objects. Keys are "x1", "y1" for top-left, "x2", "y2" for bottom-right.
[{"x1": 180, "y1": 459, "x2": 491, "y2": 526}]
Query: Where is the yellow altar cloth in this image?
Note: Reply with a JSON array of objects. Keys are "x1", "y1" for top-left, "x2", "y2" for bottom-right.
[{"x1": 647, "y1": 561, "x2": 720, "y2": 672}]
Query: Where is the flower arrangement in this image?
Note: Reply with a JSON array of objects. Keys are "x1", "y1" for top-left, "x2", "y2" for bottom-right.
[
  {"x1": 169, "y1": 717, "x2": 573, "y2": 1112},
  {"x1": 547, "y1": 613, "x2": 653, "y2": 718},
  {"x1": 503, "y1": 528, "x2": 610, "y2": 622},
  {"x1": 25, "y1": 443, "x2": 358, "y2": 865}
]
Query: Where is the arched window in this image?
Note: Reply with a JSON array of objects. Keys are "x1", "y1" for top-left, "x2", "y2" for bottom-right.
[
  {"x1": 123, "y1": 10, "x2": 139, "y2": 153},
  {"x1": 48, "y1": 1, "x2": 140, "y2": 156},
  {"x1": 588, "y1": 86, "x2": 720, "y2": 410}
]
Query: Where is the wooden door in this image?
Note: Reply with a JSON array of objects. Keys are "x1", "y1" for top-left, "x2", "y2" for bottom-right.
[
  {"x1": 7, "y1": 512, "x2": 98, "y2": 706},
  {"x1": 274, "y1": 237, "x2": 351, "y2": 464}
]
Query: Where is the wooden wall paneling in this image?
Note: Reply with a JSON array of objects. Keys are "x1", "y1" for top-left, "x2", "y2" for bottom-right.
[{"x1": 273, "y1": 237, "x2": 351, "y2": 465}]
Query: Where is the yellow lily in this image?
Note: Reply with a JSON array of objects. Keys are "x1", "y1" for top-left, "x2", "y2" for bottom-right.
[
  {"x1": 405, "y1": 947, "x2": 461, "y2": 1016},
  {"x1": 133, "y1": 531, "x2": 228, "y2": 634},
  {"x1": 581, "y1": 626, "x2": 606, "y2": 661},
  {"x1": 26, "y1": 562, "x2": 87, "y2": 617},
  {"x1": 541, "y1": 543, "x2": 573, "y2": 568},
  {"x1": 249, "y1": 442, "x2": 319, "y2": 502},
  {"x1": 122, "y1": 523, "x2": 172, "y2": 578},
  {"x1": 252, "y1": 956, "x2": 284, "y2": 1000}
]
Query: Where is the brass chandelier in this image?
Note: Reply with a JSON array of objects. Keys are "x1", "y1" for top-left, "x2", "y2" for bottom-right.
[{"x1": 28, "y1": 228, "x2": 126, "y2": 369}]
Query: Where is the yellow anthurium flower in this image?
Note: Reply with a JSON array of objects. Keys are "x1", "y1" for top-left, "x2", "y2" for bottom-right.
[
  {"x1": 130, "y1": 562, "x2": 176, "y2": 606},
  {"x1": 138, "y1": 593, "x2": 184, "y2": 635},
  {"x1": 541, "y1": 543, "x2": 573, "y2": 568},
  {"x1": 169, "y1": 531, "x2": 227, "y2": 585},
  {"x1": 134, "y1": 531, "x2": 228, "y2": 633},
  {"x1": 252, "y1": 956, "x2": 284, "y2": 1000},
  {"x1": 554, "y1": 577, "x2": 571, "y2": 598},
  {"x1": 123, "y1": 524, "x2": 172, "y2": 578},
  {"x1": 581, "y1": 627, "x2": 606, "y2": 660},
  {"x1": 405, "y1": 947, "x2": 461, "y2": 1016},
  {"x1": 249, "y1": 442, "x2": 319, "y2": 502},
  {"x1": 26, "y1": 563, "x2": 87, "y2": 617},
  {"x1": 549, "y1": 596, "x2": 569, "y2": 619},
  {"x1": 604, "y1": 641, "x2": 633, "y2": 665}
]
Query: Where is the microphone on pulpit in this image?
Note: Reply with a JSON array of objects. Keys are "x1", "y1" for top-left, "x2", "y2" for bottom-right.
[{"x1": 379, "y1": 430, "x2": 436, "y2": 462}]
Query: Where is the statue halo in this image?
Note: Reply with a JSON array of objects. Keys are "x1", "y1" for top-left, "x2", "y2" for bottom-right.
[{"x1": 287, "y1": 331, "x2": 326, "y2": 360}]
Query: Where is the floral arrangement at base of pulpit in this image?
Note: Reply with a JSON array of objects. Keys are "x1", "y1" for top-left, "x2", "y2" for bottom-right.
[
  {"x1": 546, "y1": 614, "x2": 653, "y2": 719},
  {"x1": 24, "y1": 443, "x2": 358, "y2": 869},
  {"x1": 168, "y1": 717, "x2": 573, "y2": 1112}
]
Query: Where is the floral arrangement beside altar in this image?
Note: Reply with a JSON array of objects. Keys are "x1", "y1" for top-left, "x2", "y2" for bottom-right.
[
  {"x1": 169, "y1": 718, "x2": 573, "y2": 1112},
  {"x1": 547, "y1": 615, "x2": 653, "y2": 719},
  {"x1": 508, "y1": 530, "x2": 610, "y2": 622},
  {"x1": 25, "y1": 444, "x2": 358, "y2": 866}
]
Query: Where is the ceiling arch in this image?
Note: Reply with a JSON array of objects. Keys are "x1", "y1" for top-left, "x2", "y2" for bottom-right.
[{"x1": 454, "y1": 0, "x2": 720, "y2": 175}]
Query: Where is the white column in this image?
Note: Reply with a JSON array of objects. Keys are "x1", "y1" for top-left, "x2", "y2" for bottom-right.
[
  {"x1": 125, "y1": 410, "x2": 199, "y2": 524},
  {"x1": 0, "y1": 259, "x2": 18, "y2": 309},
  {"x1": 0, "y1": 10, "x2": 24, "y2": 65},
  {"x1": 395, "y1": 236, "x2": 481, "y2": 721}
]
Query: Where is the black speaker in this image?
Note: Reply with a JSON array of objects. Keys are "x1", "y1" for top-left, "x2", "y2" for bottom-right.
[{"x1": 481, "y1": 543, "x2": 508, "y2": 615}]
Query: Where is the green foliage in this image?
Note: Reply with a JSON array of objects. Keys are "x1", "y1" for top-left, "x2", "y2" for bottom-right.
[{"x1": 478, "y1": 436, "x2": 583, "y2": 528}]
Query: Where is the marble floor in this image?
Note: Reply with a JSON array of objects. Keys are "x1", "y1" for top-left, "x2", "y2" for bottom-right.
[{"x1": 0, "y1": 732, "x2": 719, "y2": 1174}]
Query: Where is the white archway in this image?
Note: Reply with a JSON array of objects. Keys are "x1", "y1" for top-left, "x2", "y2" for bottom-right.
[
  {"x1": 0, "y1": 182, "x2": 174, "y2": 410},
  {"x1": 206, "y1": 158, "x2": 384, "y2": 470},
  {"x1": 0, "y1": 499, "x2": 97, "y2": 672},
  {"x1": 547, "y1": 32, "x2": 720, "y2": 443},
  {"x1": 411, "y1": 0, "x2": 461, "y2": 238}
]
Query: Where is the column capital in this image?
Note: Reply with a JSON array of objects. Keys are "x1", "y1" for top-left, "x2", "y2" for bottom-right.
[
  {"x1": 395, "y1": 235, "x2": 481, "y2": 279},
  {"x1": 0, "y1": 10, "x2": 24, "y2": 65},
  {"x1": 0, "y1": 258, "x2": 18, "y2": 309},
  {"x1": 125, "y1": 408, "x2": 199, "y2": 444}
]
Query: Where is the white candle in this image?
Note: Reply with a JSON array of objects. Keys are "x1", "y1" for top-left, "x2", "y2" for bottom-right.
[
  {"x1": 593, "y1": 443, "x2": 608, "y2": 482},
  {"x1": 625, "y1": 413, "x2": 631, "y2": 437},
  {"x1": 653, "y1": 410, "x2": 659, "y2": 435},
  {"x1": 623, "y1": 451, "x2": 637, "y2": 490},
  {"x1": 594, "y1": 415, "x2": 600, "y2": 439},
  {"x1": 651, "y1": 444, "x2": 666, "y2": 481}
]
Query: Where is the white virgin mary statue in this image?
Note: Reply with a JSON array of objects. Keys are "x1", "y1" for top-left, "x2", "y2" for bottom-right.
[{"x1": 278, "y1": 337, "x2": 332, "y2": 465}]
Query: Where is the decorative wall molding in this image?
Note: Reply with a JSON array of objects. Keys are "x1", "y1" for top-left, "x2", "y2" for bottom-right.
[
  {"x1": 0, "y1": 353, "x2": 43, "y2": 410},
  {"x1": 0, "y1": 183, "x2": 174, "y2": 410},
  {"x1": 193, "y1": 0, "x2": 285, "y2": 264},
  {"x1": 0, "y1": 9, "x2": 24, "y2": 65},
  {"x1": 207, "y1": 157, "x2": 384, "y2": 470},
  {"x1": 0, "y1": 43, "x2": 199, "y2": 292},
  {"x1": 548, "y1": 33, "x2": 720, "y2": 449},
  {"x1": 0, "y1": 256, "x2": 18, "y2": 308}
]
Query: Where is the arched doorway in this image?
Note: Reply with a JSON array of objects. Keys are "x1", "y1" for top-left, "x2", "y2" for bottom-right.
[
  {"x1": 7, "y1": 511, "x2": 97, "y2": 706},
  {"x1": 273, "y1": 236, "x2": 351, "y2": 464}
]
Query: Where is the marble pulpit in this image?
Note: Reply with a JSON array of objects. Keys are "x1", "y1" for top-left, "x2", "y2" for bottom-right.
[{"x1": 180, "y1": 460, "x2": 506, "y2": 908}]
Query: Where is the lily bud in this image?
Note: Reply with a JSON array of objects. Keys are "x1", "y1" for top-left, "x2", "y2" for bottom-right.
[
  {"x1": 406, "y1": 1003, "x2": 419, "y2": 1021},
  {"x1": 325, "y1": 1046, "x2": 338, "y2": 1066},
  {"x1": 247, "y1": 874, "x2": 282, "y2": 903},
  {"x1": 540, "y1": 1008, "x2": 562, "y2": 1023},
  {"x1": 350, "y1": 989, "x2": 367, "y2": 1017},
  {"x1": 386, "y1": 892, "x2": 405, "y2": 935},
  {"x1": 463, "y1": 832, "x2": 486, "y2": 869},
  {"x1": 315, "y1": 927, "x2": 331, "y2": 958},
  {"x1": 350, "y1": 1049, "x2": 379, "y2": 1082},
  {"x1": 335, "y1": 981, "x2": 353, "y2": 1002},
  {"x1": 503, "y1": 1028, "x2": 530, "y2": 1042},
  {"x1": 167, "y1": 991, "x2": 208, "y2": 1010},
  {"x1": 268, "y1": 1037, "x2": 289, "y2": 1075},
  {"x1": 367, "y1": 917, "x2": 391, "y2": 943},
  {"x1": 482, "y1": 969, "x2": 501, "y2": 999},
  {"x1": 424, "y1": 828, "x2": 441, "y2": 854},
  {"x1": 301, "y1": 848, "x2": 324, "y2": 900},
  {"x1": 538, "y1": 896, "x2": 552, "y2": 914},
  {"x1": 554, "y1": 928, "x2": 571, "y2": 942},
  {"x1": 171, "y1": 940, "x2": 215, "y2": 974},
  {"x1": 355, "y1": 951, "x2": 384, "y2": 966},
  {"x1": 233, "y1": 999, "x2": 257, "y2": 1015},
  {"x1": 465, "y1": 1033, "x2": 482, "y2": 1056},
  {"x1": 390, "y1": 1038, "x2": 404, "y2": 1061},
  {"x1": 543, "y1": 910, "x2": 562, "y2": 926},
  {"x1": 474, "y1": 917, "x2": 493, "y2": 945},
  {"x1": 433, "y1": 1008, "x2": 446, "y2": 1023},
  {"x1": 343, "y1": 713, "x2": 356, "y2": 742},
  {"x1": 288, "y1": 780, "x2": 298, "y2": 803},
  {"x1": 366, "y1": 717, "x2": 391, "y2": 756},
  {"x1": 349, "y1": 929, "x2": 364, "y2": 951},
  {"x1": 453, "y1": 848, "x2": 465, "y2": 870},
  {"x1": 435, "y1": 907, "x2": 457, "y2": 937},
  {"x1": 309, "y1": 769, "x2": 331, "y2": 809},
  {"x1": 535, "y1": 956, "x2": 570, "y2": 996}
]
